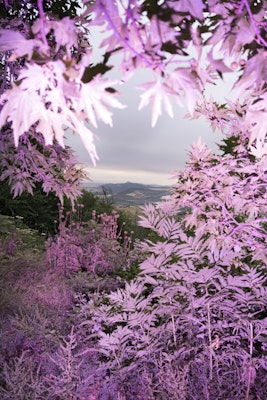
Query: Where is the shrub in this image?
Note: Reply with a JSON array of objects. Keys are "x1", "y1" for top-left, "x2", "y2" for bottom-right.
[
  {"x1": 0, "y1": 350, "x2": 48, "y2": 400},
  {"x1": 46, "y1": 209, "x2": 134, "y2": 278},
  {"x1": 78, "y1": 138, "x2": 267, "y2": 399}
]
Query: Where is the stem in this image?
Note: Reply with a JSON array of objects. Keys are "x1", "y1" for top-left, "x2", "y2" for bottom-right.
[
  {"x1": 245, "y1": 323, "x2": 254, "y2": 400},
  {"x1": 37, "y1": 0, "x2": 48, "y2": 48},
  {"x1": 171, "y1": 313, "x2": 177, "y2": 347},
  {"x1": 236, "y1": 0, "x2": 246, "y2": 15},
  {"x1": 126, "y1": 1, "x2": 146, "y2": 49},
  {"x1": 207, "y1": 302, "x2": 213, "y2": 381},
  {"x1": 0, "y1": 52, "x2": 10, "y2": 94},
  {"x1": 113, "y1": 349, "x2": 121, "y2": 368}
]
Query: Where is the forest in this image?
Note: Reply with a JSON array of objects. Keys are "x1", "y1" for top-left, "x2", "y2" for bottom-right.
[{"x1": 0, "y1": 0, "x2": 267, "y2": 399}]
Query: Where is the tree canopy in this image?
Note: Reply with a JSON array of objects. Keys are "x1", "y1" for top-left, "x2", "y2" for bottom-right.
[{"x1": 0, "y1": 0, "x2": 266, "y2": 201}]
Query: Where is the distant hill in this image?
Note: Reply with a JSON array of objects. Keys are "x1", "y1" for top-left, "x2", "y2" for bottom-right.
[
  {"x1": 102, "y1": 181, "x2": 147, "y2": 194},
  {"x1": 83, "y1": 181, "x2": 171, "y2": 206}
]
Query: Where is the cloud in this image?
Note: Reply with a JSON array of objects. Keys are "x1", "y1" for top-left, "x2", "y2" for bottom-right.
[
  {"x1": 66, "y1": 64, "x2": 236, "y2": 185},
  {"x1": 84, "y1": 166, "x2": 175, "y2": 185}
]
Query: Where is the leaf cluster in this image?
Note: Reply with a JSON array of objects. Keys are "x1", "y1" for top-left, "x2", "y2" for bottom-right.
[{"x1": 77, "y1": 137, "x2": 267, "y2": 399}]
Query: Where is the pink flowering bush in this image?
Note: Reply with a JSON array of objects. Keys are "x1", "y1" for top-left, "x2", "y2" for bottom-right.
[{"x1": 46, "y1": 208, "x2": 134, "y2": 277}]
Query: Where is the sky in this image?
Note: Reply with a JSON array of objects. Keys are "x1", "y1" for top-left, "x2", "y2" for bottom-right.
[
  {"x1": 66, "y1": 84, "x2": 224, "y2": 186},
  {"x1": 66, "y1": 28, "x2": 234, "y2": 187}
]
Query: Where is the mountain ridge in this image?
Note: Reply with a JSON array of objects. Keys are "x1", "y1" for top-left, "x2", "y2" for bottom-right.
[{"x1": 83, "y1": 181, "x2": 171, "y2": 206}]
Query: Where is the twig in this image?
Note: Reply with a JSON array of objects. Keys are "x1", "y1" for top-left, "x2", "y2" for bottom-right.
[
  {"x1": 37, "y1": 0, "x2": 48, "y2": 48},
  {"x1": 245, "y1": 323, "x2": 254, "y2": 400}
]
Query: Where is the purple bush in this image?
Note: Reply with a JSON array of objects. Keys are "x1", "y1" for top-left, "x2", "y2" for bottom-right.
[
  {"x1": 46, "y1": 209, "x2": 132, "y2": 277},
  {"x1": 79, "y1": 138, "x2": 267, "y2": 399}
]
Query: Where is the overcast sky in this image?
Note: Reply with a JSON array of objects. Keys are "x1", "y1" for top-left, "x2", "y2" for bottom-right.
[{"x1": 66, "y1": 28, "x2": 234, "y2": 186}]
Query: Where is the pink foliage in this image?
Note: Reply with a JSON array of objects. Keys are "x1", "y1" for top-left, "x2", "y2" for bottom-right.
[
  {"x1": 81, "y1": 135, "x2": 267, "y2": 399},
  {"x1": 0, "y1": 2, "x2": 267, "y2": 398},
  {"x1": 0, "y1": 126, "x2": 85, "y2": 206},
  {"x1": 46, "y1": 209, "x2": 131, "y2": 277}
]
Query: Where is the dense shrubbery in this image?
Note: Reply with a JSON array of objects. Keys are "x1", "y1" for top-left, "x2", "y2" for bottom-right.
[
  {"x1": 1, "y1": 136, "x2": 267, "y2": 399},
  {"x1": 74, "y1": 136, "x2": 267, "y2": 399},
  {"x1": 46, "y1": 208, "x2": 135, "y2": 277},
  {"x1": 0, "y1": 179, "x2": 60, "y2": 234},
  {"x1": 75, "y1": 188, "x2": 115, "y2": 221},
  {"x1": 0, "y1": 179, "x2": 122, "y2": 235},
  {"x1": 1, "y1": 0, "x2": 267, "y2": 398},
  {"x1": 0, "y1": 201, "x2": 142, "y2": 399}
]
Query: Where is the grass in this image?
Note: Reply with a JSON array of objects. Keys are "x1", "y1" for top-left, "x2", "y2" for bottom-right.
[{"x1": 0, "y1": 214, "x2": 73, "y2": 349}]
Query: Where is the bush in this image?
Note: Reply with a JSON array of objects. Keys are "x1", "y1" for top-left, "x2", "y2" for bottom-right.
[
  {"x1": 78, "y1": 138, "x2": 267, "y2": 399},
  {"x1": 46, "y1": 209, "x2": 135, "y2": 278}
]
